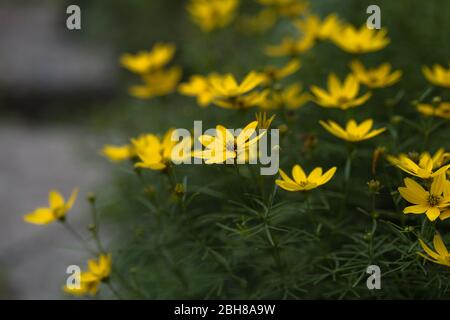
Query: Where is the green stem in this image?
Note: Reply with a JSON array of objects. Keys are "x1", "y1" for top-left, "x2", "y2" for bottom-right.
[{"x1": 60, "y1": 220, "x2": 97, "y2": 255}]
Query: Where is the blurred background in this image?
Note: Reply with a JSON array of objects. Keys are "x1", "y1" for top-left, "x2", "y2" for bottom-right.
[{"x1": 0, "y1": 0, "x2": 448, "y2": 298}]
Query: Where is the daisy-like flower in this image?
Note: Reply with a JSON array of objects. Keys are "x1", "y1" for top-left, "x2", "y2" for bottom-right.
[
  {"x1": 295, "y1": 14, "x2": 343, "y2": 42},
  {"x1": 387, "y1": 151, "x2": 450, "y2": 179},
  {"x1": 24, "y1": 189, "x2": 78, "y2": 225},
  {"x1": 101, "y1": 144, "x2": 135, "y2": 162},
  {"x1": 349, "y1": 60, "x2": 402, "y2": 89},
  {"x1": 419, "y1": 234, "x2": 450, "y2": 267},
  {"x1": 331, "y1": 25, "x2": 390, "y2": 54},
  {"x1": 310, "y1": 74, "x2": 371, "y2": 110},
  {"x1": 422, "y1": 63, "x2": 450, "y2": 88},
  {"x1": 261, "y1": 59, "x2": 301, "y2": 85},
  {"x1": 194, "y1": 121, "x2": 263, "y2": 164},
  {"x1": 187, "y1": 0, "x2": 239, "y2": 32},
  {"x1": 398, "y1": 174, "x2": 450, "y2": 221},
  {"x1": 120, "y1": 43, "x2": 176, "y2": 74},
  {"x1": 417, "y1": 102, "x2": 450, "y2": 120},
  {"x1": 276, "y1": 164, "x2": 337, "y2": 192},
  {"x1": 265, "y1": 35, "x2": 315, "y2": 57},
  {"x1": 261, "y1": 83, "x2": 311, "y2": 110},
  {"x1": 129, "y1": 67, "x2": 182, "y2": 99},
  {"x1": 319, "y1": 119, "x2": 386, "y2": 142},
  {"x1": 209, "y1": 72, "x2": 268, "y2": 109},
  {"x1": 179, "y1": 74, "x2": 218, "y2": 107},
  {"x1": 64, "y1": 254, "x2": 112, "y2": 296},
  {"x1": 133, "y1": 129, "x2": 191, "y2": 170}
]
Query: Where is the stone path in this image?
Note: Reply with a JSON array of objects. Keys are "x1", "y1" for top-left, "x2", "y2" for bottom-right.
[{"x1": 0, "y1": 122, "x2": 107, "y2": 299}]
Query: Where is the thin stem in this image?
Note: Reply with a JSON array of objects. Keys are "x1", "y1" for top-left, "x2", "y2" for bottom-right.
[
  {"x1": 60, "y1": 220, "x2": 97, "y2": 255},
  {"x1": 89, "y1": 200, "x2": 106, "y2": 254}
]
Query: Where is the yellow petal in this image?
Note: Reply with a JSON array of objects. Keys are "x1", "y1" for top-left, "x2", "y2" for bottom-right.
[
  {"x1": 24, "y1": 208, "x2": 56, "y2": 225},
  {"x1": 49, "y1": 190, "x2": 65, "y2": 210}
]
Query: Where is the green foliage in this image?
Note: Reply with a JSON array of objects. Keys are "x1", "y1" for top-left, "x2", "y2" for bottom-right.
[{"x1": 69, "y1": 0, "x2": 450, "y2": 299}]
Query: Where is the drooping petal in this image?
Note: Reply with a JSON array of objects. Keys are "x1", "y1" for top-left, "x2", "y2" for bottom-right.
[
  {"x1": 49, "y1": 190, "x2": 65, "y2": 210},
  {"x1": 433, "y1": 234, "x2": 449, "y2": 256},
  {"x1": 23, "y1": 208, "x2": 56, "y2": 225}
]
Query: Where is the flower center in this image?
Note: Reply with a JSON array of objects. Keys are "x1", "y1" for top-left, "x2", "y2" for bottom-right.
[
  {"x1": 337, "y1": 96, "x2": 349, "y2": 105},
  {"x1": 428, "y1": 194, "x2": 442, "y2": 207}
]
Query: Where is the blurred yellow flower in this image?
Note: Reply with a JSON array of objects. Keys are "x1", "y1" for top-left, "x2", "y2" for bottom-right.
[
  {"x1": 64, "y1": 254, "x2": 112, "y2": 296},
  {"x1": 422, "y1": 63, "x2": 450, "y2": 88},
  {"x1": 261, "y1": 83, "x2": 310, "y2": 110},
  {"x1": 120, "y1": 43, "x2": 176, "y2": 74},
  {"x1": 310, "y1": 73, "x2": 371, "y2": 110},
  {"x1": 187, "y1": 0, "x2": 239, "y2": 32},
  {"x1": 265, "y1": 36, "x2": 315, "y2": 57},
  {"x1": 129, "y1": 67, "x2": 182, "y2": 99},
  {"x1": 133, "y1": 129, "x2": 191, "y2": 171},
  {"x1": 209, "y1": 72, "x2": 267, "y2": 109},
  {"x1": 417, "y1": 102, "x2": 450, "y2": 120},
  {"x1": 331, "y1": 25, "x2": 389, "y2": 54},
  {"x1": 101, "y1": 144, "x2": 135, "y2": 162},
  {"x1": 194, "y1": 121, "x2": 263, "y2": 164},
  {"x1": 178, "y1": 74, "x2": 218, "y2": 107},
  {"x1": 24, "y1": 188, "x2": 78, "y2": 225},
  {"x1": 320, "y1": 119, "x2": 386, "y2": 142},
  {"x1": 261, "y1": 59, "x2": 301, "y2": 85},
  {"x1": 295, "y1": 14, "x2": 343, "y2": 41},
  {"x1": 276, "y1": 164, "x2": 336, "y2": 192},
  {"x1": 349, "y1": 60, "x2": 402, "y2": 89},
  {"x1": 398, "y1": 174, "x2": 450, "y2": 221},
  {"x1": 419, "y1": 234, "x2": 450, "y2": 267},
  {"x1": 387, "y1": 150, "x2": 450, "y2": 179}
]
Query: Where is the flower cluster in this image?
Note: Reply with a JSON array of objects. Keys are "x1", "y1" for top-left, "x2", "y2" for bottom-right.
[{"x1": 22, "y1": 0, "x2": 450, "y2": 299}]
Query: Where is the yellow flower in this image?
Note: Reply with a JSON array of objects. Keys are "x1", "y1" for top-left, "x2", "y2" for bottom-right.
[
  {"x1": 209, "y1": 72, "x2": 268, "y2": 109},
  {"x1": 64, "y1": 254, "x2": 112, "y2": 296},
  {"x1": 133, "y1": 129, "x2": 191, "y2": 171},
  {"x1": 24, "y1": 188, "x2": 78, "y2": 225},
  {"x1": 422, "y1": 63, "x2": 450, "y2": 88},
  {"x1": 398, "y1": 174, "x2": 450, "y2": 221},
  {"x1": 261, "y1": 59, "x2": 301, "y2": 85},
  {"x1": 419, "y1": 234, "x2": 450, "y2": 267},
  {"x1": 261, "y1": 83, "x2": 310, "y2": 110},
  {"x1": 417, "y1": 102, "x2": 450, "y2": 120},
  {"x1": 331, "y1": 25, "x2": 389, "y2": 54},
  {"x1": 120, "y1": 43, "x2": 176, "y2": 74},
  {"x1": 295, "y1": 14, "x2": 343, "y2": 42},
  {"x1": 276, "y1": 164, "x2": 336, "y2": 192},
  {"x1": 265, "y1": 35, "x2": 315, "y2": 57},
  {"x1": 310, "y1": 73, "x2": 371, "y2": 110},
  {"x1": 349, "y1": 60, "x2": 402, "y2": 89},
  {"x1": 101, "y1": 144, "x2": 135, "y2": 162},
  {"x1": 129, "y1": 66, "x2": 182, "y2": 99},
  {"x1": 320, "y1": 119, "x2": 386, "y2": 142},
  {"x1": 387, "y1": 151, "x2": 450, "y2": 179},
  {"x1": 178, "y1": 74, "x2": 216, "y2": 107},
  {"x1": 187, "y1": 0, "x2": 239, "y2": 32},
  {"x1": 194, "y1": 121, "x2": 263, "y2": 164}
]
